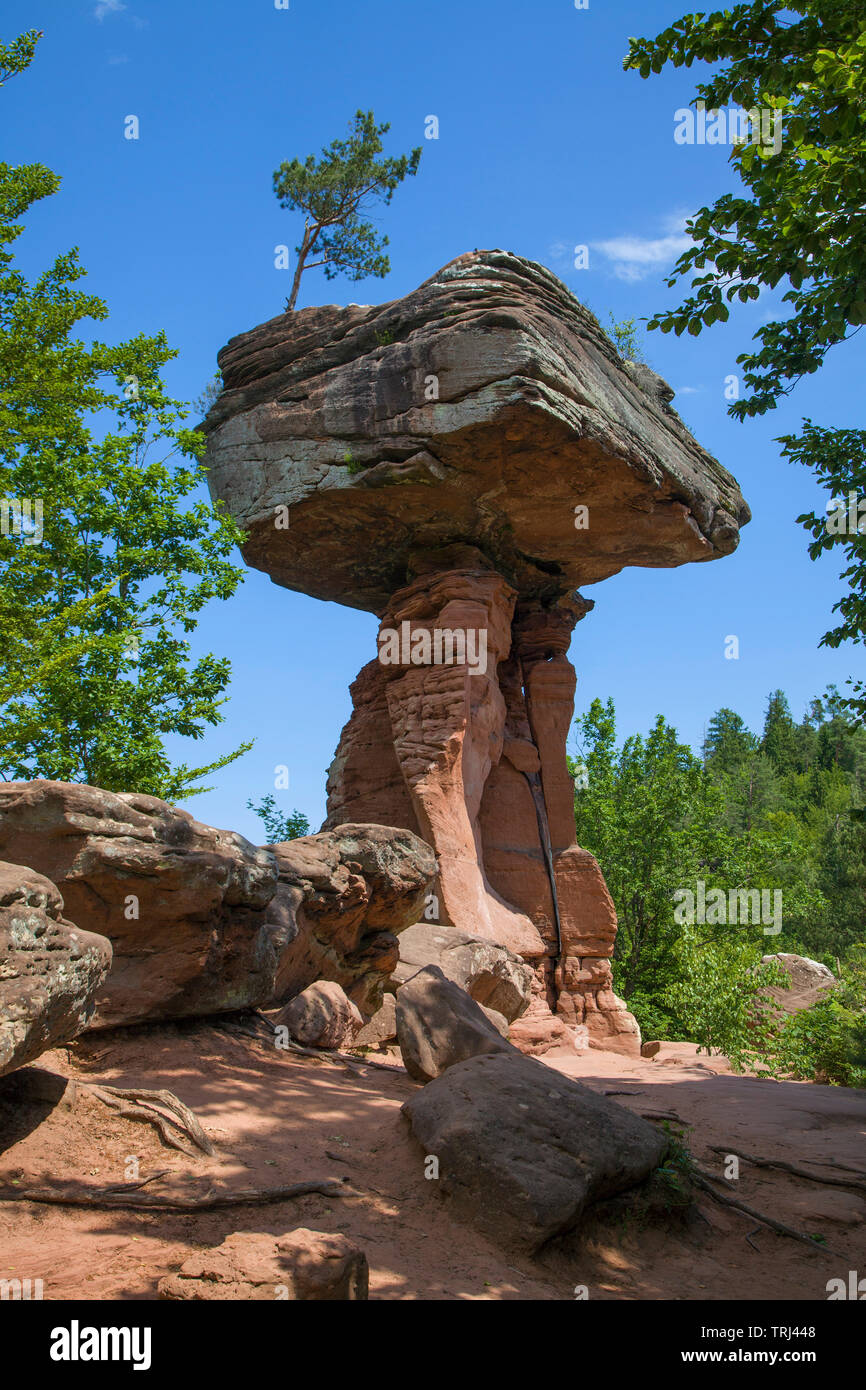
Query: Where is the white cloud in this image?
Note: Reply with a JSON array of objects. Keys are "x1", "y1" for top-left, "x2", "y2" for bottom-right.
[
  {"x1": 592, "y1": 233, "x2": 691, "y2": 282},
  {"x1": 546, "y1": 240, "x2": 576, "y2": 272},
  {"x1": 94, "y1": 0, "x2": 126, "y2": 19},
  {"x1": 676, "y1": 386, "x2": 703, "y2": 395},
  {"x1": 590, "y1": 211, "x2": 695, "y2": 281}
]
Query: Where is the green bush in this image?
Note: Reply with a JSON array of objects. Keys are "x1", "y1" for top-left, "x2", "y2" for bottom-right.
[{"x1": 761, "y1": 945, "x2": 866, "y2": 1086}]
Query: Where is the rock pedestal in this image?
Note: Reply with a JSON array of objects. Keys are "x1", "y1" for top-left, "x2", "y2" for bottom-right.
[
  {"x1": 202, "y1": 248, "x2": 750, "y2": 1058},
  {"x1": 323, "y1": 558, "x2": 638, "y2": 1052}
]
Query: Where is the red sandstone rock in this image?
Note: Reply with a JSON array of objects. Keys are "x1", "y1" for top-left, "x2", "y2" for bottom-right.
[
  {"x1": 395, "y1": 965, "x2": 514, "y2": 1082},
  {"x1": 0, "y1": 783, "x2": 435, "y2": 1028},
  {"x1": 390, "y1": 920, "x2": 533, "y2": 1022},
  {"x1": 352, "y1": 992, "x2": 397, "y2": 1048},
  {"x1": 275, "y1": 980, "x2": 363, "y2": 1049},
  {"x1": 761, "y1": 952, "x2": 837, "y2": 1015},
  {"x1": 269, "y1": 822, "x2": 436, "y2": 1016},
  {"x1": 202, "y1": 250, "x2": 750, "y2": 1056},
  {"x1": 158, "y1": 1229, "x2": 368, "y2": 1300},
  {"x1": 0, "y1": 860, "x2": 111, "y2": 1077},
  {"x1": 323, "y1": 565, "x2": 641, "y2": 1053},
  {"x1": 401, "y1": 1051, "x2": 668, "y2": 1252},
  {"x1": 0, "y1": 781, "x2": 281, "y2": 1029},
  {"x1": 203, "y1": 249, "x2": 749, "y2": 614}
]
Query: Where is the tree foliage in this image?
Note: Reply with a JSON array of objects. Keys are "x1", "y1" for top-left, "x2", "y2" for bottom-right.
[
  {"x1": 247, "y1": 794, "x2": 310, "y2": 844},
  {"x1": 571, "y1": 690, "x2": 866, "y2": 1073},
  {"x1": 624, "y1": 1, "x2": 866, "y2": 417},
  {"x1": 780, "y1": 421, "x2": 866, "y2": 720},
  {"x1": 273, "y1": 110, "x2": 421, "y2": 312},
  {"x1": 624, "y1": 3, "x2": 866, "y2": 721},
  {"x1": 0, "y1": 30, "x2": 249, "y2": 799}
]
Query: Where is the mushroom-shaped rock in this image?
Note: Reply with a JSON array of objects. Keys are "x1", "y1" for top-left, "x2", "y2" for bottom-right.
[
  {"x1": 204, "y1": 249, "x2": 748, "y2": 613},
  {"x1": 203, "y1": 250, "x2": 750, "y2": 1055}
]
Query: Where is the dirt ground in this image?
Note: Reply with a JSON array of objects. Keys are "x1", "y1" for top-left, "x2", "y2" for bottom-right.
[{"x1": 1, "y1": 1020, "x2": 863, "y2": 1301}]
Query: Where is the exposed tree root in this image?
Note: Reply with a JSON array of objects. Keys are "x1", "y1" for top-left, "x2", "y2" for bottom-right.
[
  {"x1": 707, "y1": 1144, "x2": 866, "y2": 1193},
  {"x1": 691, "y1": 1167, "x2": 844, "y2": 1258},
  {"x1": 86, "y1": 1084, "x2": 215, "y2": 1157},
  {"x1": 0, "y1": 1177, "x2": 360, "y2": 1212}
]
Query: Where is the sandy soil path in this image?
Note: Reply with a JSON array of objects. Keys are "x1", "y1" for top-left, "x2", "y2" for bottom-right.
[{"x1": 1, "y1": 1024, "x2": 862, "y2": 1301}]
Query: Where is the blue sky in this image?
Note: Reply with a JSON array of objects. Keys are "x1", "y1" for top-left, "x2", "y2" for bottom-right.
[{"x1": 4, "y1": 0, "x2": 862, "y2": 839}]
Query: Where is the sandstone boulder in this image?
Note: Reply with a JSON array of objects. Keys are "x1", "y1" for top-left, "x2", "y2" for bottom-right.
[
  {"x1": 0, "y1": 861, "x2": 111, "y2": 1077},
  {"x1": 395, "y1": 965, "x2": 513, "y2": 1083},
  {"x1": 0, "y1": 781, "x2": 281, "y2": 1029},
  {"x1": 275, "y1": 980, "x2": 364, "y2": 1049},
  {"x1": 158, "y1": 1229, "x2": 368, "y2": 1300},
  {"x1": 0, "y1": 783, "x2": 435, "y2": 1028},
  {"x1": 402, "y1": 1050, "x2": 668, "y2": 1252},
  {"x1": 352, "y1": 992, "x2": 397, "y2": 1049},
  {"x1": 480, "y1": 1005, "x2": 510, "y2": 1037},
  {"x1": 391, "y1": 921, "x2": 533, "y2": 1022},
  {"x1": 270, "y1": 823, "x2": 436, "y2": 1016},
  {"x1": 761, "y1": 953, "x2": 837, "y2": 1015}
]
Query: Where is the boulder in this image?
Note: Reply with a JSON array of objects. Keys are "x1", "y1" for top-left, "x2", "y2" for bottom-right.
[
  {"x1": 761, "y1": 953, "x2": 837, "y2": 1015},
  {"x1": 0, "y1": 782, "x2": 435, "y2": 1028},
  {"x1": 0, "y1": 781, "x2": 281, "y2": 1029},
  {"x1": 269, "y1": 823, "x2": 436, "y2": 1016},
  {"x1": 480, "y1": 1005, "x2": 510, "y2": 1037},
  {"x1": 158, "y1": 1229, "x2": 368, "y2": 1301},
  {"x1": 275, "y1": 980, "x2": 363, "y2": 1049},
  {"x1": 0, "y1": 860, "x2": 111, "y2": 1077},
  {"x1": 395, "y1": 965, "x2": 513, "y2": 1083},
  {"x1": 391, "y1": 921, "x2": 533, "y2": 1022},
  {"x1": 402, "y1": 1050, "x2": 668, "y2": 1252},
  {"x1": 352, "y1": 992, "x2": 397, "y2": 1049}
]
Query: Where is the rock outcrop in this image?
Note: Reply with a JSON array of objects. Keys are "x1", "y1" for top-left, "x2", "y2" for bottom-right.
[
  {"x1": 402, "y1": 1050, "x2": 668, "y2": 1252},
  {"x1": 158, "y1": 1229, "x2": 369, "y2": 1301},
  {"x1": 204, "y1": 249, "x2": 748, "y2": 610},
  {"x1": 391, "y1": 921, "x2": 533, "y2": 1022},
  {"x1": 395, "y1": 964, "x2": 513, "y2": 1082},
  {"x1": 0, "y1": 782, "x2": 435, "y2": 1028},
  {"x1": 0, "y1": 781, "x2": 281, "y2": 1029},
  {"x1": 352, "y1": 992, "x2": 397, "y2": 1049},
  {"x1": 203, "y1": 249, "x2": 750, "y2": 1054},
  {"x1": 0, "y1": 861, "x2": 111, "y2": 1077},
  {"x1": 761, "y1": 953, "x2": 837, "y2": 1016},
  {"x1": 275, "y1": 980, "x2": 364, "y2": 1049},
  {"x1": 269, "y1": 823, "x2": 436, "y2": 1016}
]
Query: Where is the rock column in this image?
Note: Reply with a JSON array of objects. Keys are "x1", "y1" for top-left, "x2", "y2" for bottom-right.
[{"x1": 326, "y1": 561, "x2": 640, "y2": 1055}]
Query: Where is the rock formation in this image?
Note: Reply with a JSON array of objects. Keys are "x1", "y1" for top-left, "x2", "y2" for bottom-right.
[
  {"x1": 391, "y1": 921, "x2": 533, "y2": 1021},
  {"x1": 203, "y1": 249, "x2": 749, "y2": 1055},
  {"x1": 270, "y1": 822, "x2": 435, "y2": 1015},
  {"x1": 0, "y1": 782, "x2": 434, "y2": 1027},
  {"x1": 159, "y1": 1229, "x2": 369, "y2": 1301},
  {"x1": 395, "y1": 964, "x2": 514, "y2": 1082},
  {"x1": 761, "y1": 953, "x2": 837, "y2": 1016},
  {"x1": 402, "y1": 1050, "x2": 668, "y2": 1252},
  {"x1": 274, "y1": 979, "x2": 364, "y2": 1049},
  {"x1": 0, "y1": 860, "x2": 112, "y2": 1077}
]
